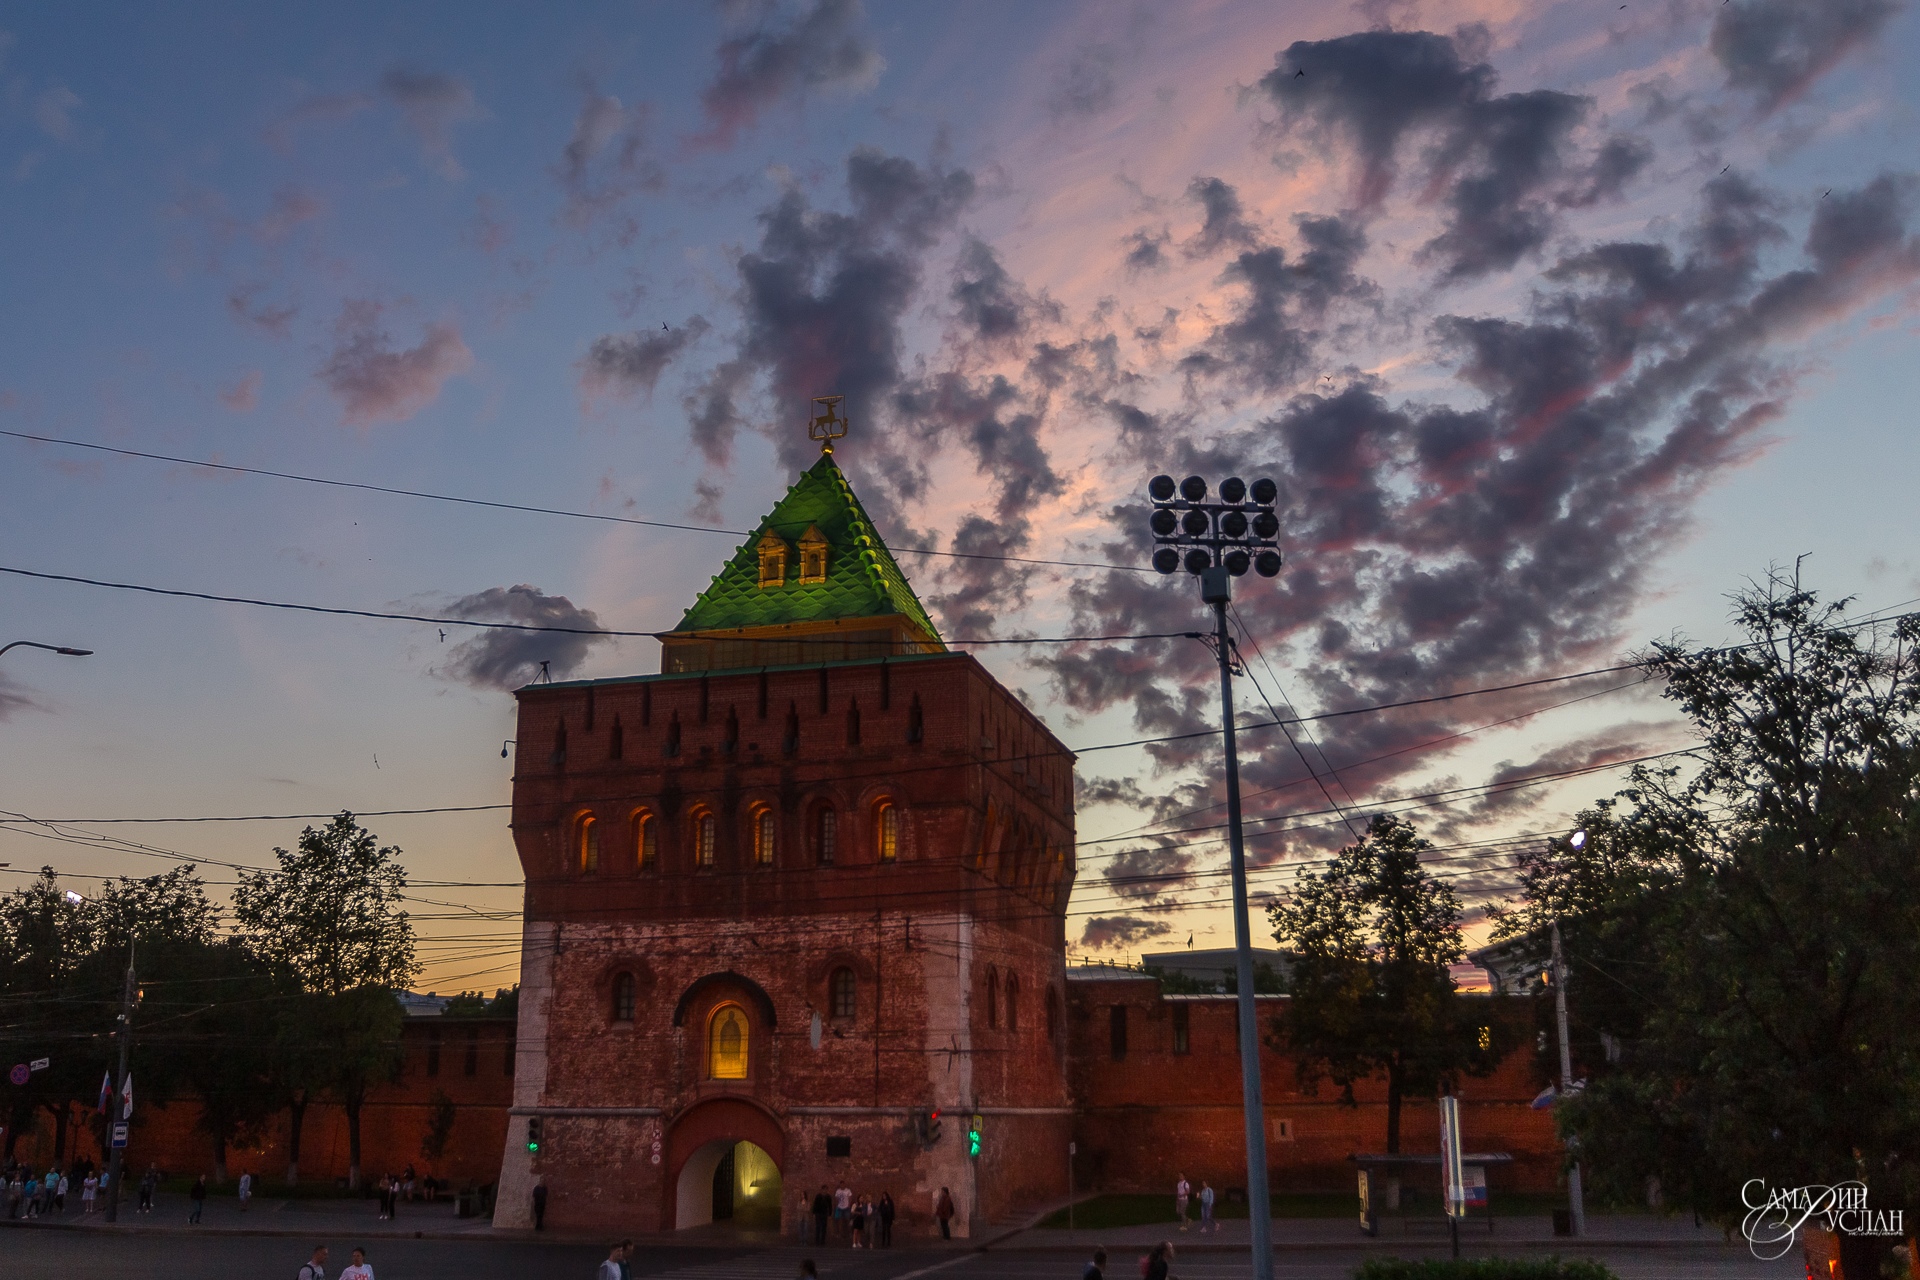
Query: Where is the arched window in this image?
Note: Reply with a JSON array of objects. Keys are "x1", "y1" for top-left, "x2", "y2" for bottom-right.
[
  {"x1": 633, "y1": 810, "x2": 657, "y2": 870},
  {"x1": 757, "y1": 530, "x2": 789, "y2": 588},
  {"x1": 812, "y1": 804, "x2": 837, "y2": 866},
  {"x1": 830, "y1": 967, "x2": 856, "y2": 1019},
  {"x1": 708, "y1": 1003, "x2": 749, "y2": 1079},
  {"x1": 986, "y1": 967, "x2": 1000, "y2": 1029},
  {"x1": 694, "y1": 811, "x2": 716, "y2": 867},
  {"x1": 576, "y1": 813, "x2": 599, "y2": 875},
  {"x1": 752, "y1": 806, "x2": 776, "y2": 866},
  {"x1": 1006, "y1": 972, "x2": 1020, "y2": 1032},
  {"x1": 612, "y1": 972, "x2": 636, "y2": 1023},
  {"x1": 874, "y1": 800, "x2": 899, "y2": 862}
]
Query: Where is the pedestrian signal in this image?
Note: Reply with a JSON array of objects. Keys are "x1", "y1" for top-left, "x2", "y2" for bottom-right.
[
  {"x1": 967, "y1": 1115, "x2": 982, "y2": 1159},
  {"x1": 526, "y1": 1117, "x2": 543, "y2": 1153}
]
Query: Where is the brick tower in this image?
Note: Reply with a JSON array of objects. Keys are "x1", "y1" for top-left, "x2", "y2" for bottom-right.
[{"x1": 494, "y1": 429, "x2": 1077, "y2": 1236}]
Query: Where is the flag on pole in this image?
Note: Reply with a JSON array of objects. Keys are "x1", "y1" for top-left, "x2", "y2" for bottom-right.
[
  {"x1": 120, "y1": 1073, "x2": 133, "y2": 1120},
  {"x1": 97, "y1": 1071, "x2": 112, "y2": 1114},
  {"x1": 1529, "y1": 1084, "x2": 1557, "y2": 1110}
]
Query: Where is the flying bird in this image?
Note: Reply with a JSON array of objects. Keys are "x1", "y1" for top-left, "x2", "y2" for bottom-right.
[
  {"x1": 662, "y1": 322, "x2": 668, "y2": 330},
  {"x1": 1295, "y1": 68, "x2": 1305, "y2": 78},
  {"x1": 1721, "y1": 165, "x2": 1730, "y2": 173}
]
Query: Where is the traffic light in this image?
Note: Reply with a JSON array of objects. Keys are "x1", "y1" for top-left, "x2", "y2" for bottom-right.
[
  {"x1": 967, "y1": 1114, "x2": 983, "y2": 1159},
  {"x1": 526, "y1": 1117, "x2": 543, "y2": 1153},
  {"x1": 912, "y1": 1107, "x2": 944, "y2": 1149}
]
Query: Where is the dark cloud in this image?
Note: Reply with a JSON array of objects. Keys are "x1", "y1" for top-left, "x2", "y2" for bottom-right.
[
  {"x1": 691, "y1": 147, "x2": 973, "y2": 472},
  {"x1": 1102, "y1": 844, "x2": 1197, "y2": 902},
  {"x1": 437, "y1": 586, "x2": 606, "y2": 691},
  {"x1": 1123, "y1": 226, "x2": 1171, "y2": 273},
  {"x1": 1179, "y1": 206, "x2": 1375, "y2": 392},
  {"x1": 1184, "y1": 176, "x2": 1260, "y2": 258},
  {"x1": 1042, "y1": 169, "x2": 1920, "y2": 857},
  {"x1": 554, "y1": 89, "x2": 662, "y2": 237},
  {"x1": 951, "y1": 238, "x2": 1044, "y2": 342},
  {"x1": 379, "y1": 68, "x2": 483, "y2": 178},
  {"x1": 1080, "y1": 915, "x2": 1173, "y2": 950},
  {"x1": 579, "y1": 317, "x2": 712, "y2": 400},
  {"x1": 1710, "y1": 0, "x2": 1897, "y2": 113},
  {"x1": 1259, "y1": 29, "x2": 1648, "y2": 280},
  {"x1": 695, "y1": 0, "x2": 884, "y2": 149},
  {"x1": 319, "y1": 300, "x2": 473, "y2": 427}
]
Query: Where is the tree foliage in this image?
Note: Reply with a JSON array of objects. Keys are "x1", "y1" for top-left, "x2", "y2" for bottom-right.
[
  {"x1": 1269, "y1": 814, "x2": 1510, "y2": 1152},
  {"x1": 1516, "y1": 571, "x2": 1920, "y2": 1226}
]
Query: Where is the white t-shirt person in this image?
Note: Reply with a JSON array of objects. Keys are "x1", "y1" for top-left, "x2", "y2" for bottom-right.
[{"x1": 338, "y1": 1249, "x2": 373, "y2": 1280}]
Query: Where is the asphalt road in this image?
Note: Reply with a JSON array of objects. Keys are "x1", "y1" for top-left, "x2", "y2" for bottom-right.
[{"x1": 0, "y1": 1229, "x2": 1809, "y2": 1280}]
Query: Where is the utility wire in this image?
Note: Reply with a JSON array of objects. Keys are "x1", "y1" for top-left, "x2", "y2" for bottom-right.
[{"x1": 0, "y1": 427, "x2": 1151, "y2": 574}]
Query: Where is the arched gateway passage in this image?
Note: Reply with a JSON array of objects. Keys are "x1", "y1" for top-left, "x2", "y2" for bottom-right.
[{"x1": 667, "y1": 1098, "x2": 786, "y2": 1231}]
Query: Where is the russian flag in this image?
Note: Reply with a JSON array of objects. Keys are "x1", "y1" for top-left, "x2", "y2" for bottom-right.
[
  {"x1": 97, "y1": 1071, "x2": 111, "y2": 1115},
  {"x1": 1530, "y1": 1084, "x2": 1557, "y2": 1110}
]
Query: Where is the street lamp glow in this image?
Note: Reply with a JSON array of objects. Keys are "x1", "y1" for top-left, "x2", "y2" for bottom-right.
[
  {"x1": 64, "y1": 890, "x2": 84, "y2": 905},
  {"x1": 1569, "y1": 829, "x2": 1588, "y2": 850}
]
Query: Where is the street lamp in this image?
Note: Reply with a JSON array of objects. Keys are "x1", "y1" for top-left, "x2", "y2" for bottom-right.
[
  {"x1": 0, "y1": 641, "x2": 93, "y2": 659},
  {"x1": 1551, "y1": 826, "x2": 1587, "y2": 1237},
  {"x1": 1147, "y1": 473, "x2": 1282, "y2": 1280}
]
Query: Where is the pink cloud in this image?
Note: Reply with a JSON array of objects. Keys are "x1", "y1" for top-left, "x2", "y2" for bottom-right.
[
  {"x1": 220, "y1": 370, "x2": 262, "y2": 413},
  {"x1": 318, "y1": 300, "x2": 474, "y2": 427}
]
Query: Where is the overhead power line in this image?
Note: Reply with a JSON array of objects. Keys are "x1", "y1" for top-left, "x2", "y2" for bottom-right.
[
  {"x1": 0, "y1": 427, "x2": 1151, "y2": 574},
  {"x1": 0, "y1": 563, "x2": 1188, "y2": 644}
]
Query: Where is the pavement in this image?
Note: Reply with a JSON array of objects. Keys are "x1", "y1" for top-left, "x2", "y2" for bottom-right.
[{"x1": 1, "y1": 1193, "x2": 1802, "y2": 1280}]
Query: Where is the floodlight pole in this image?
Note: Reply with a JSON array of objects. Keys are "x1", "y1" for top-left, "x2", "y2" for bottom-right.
[
  {"x1": 104, "y1": 937, "x2": 135, "y2": 1223},
  {"x1": 1203, "y1": 565, "x2": 1274, "y2": 1280}
]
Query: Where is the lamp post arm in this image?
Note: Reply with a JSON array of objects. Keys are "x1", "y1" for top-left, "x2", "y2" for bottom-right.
[{"x1": 1, "y1": 640, "x2": 94, "y2": 658}]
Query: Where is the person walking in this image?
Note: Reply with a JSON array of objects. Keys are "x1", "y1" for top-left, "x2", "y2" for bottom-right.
[
  {"x1": 1198, "y1": 1182, "x2": 1215, "y2": 1233},
  {"x1": 532, "y1": 1180, "x2": 548, "y2": 1230},
  {"x1": 188, "y1": 1175, "x2": 207, "y2": 1224},
  {"x1": 935, "y1": 1186, "x2": 955, "y2": 1240},
  {"x1": 1082, "y1": 1246, "x2": 1108, "y2": 1280},
  {"x1": 850, "y1": 1193, "x2": 866, "y2": 1249},
  {"x1": 298, "y1": 1245, "x2": 330, "y2": 1280},
  {"x1": 339, "y1": 1246, "x2": 375, "y2": 1280},
  {"x1": 596, "y1": 1241, "x2": 624, "y2": 1280},
  {"x1": 55, "y1": 1170, "x2": 68, "y2": 1214},
  {"x1": 877, "y1": 1190, "x2": 895, "y2": 1247},
  {"x1": 1144, "y1": 1241, "x2": 1175, "y2": 1280},
  {"x1": 24, "y1": 1172, "x2": 39, "y2": 1218},
  {"x1": 1174, "y1": 1175, "x2": 1190, "y2": 1231},
  {"x1": 139, "y1": 1164, "x2": 158, "y2": 1214},
  {"x1": 618, "y1": 1238, "x2": 634, "y2": 1280},
  {"x1": 811, "y1": 1185, "x2": 831, "y2": 1246},
  {"x1": 82, "y1": 1171, "x2": 98, "y2": 1214},
  {"x1": 238, "y1": 1169, "x2": 253, "y2": 1213}
]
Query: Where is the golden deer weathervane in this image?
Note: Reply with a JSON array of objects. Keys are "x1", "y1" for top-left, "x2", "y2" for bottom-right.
[{"x1": 809, "y1": 395, "x2": 847, "y2": 453}]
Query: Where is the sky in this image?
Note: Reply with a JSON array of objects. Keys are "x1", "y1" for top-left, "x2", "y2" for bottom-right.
[{"x1": 3, "y1": 0, "x2": 1918, "y2": 989}]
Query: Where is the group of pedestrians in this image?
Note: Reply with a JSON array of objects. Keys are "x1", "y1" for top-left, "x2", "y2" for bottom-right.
[
  {"x1": 1171, "y1": 1175, "x2": 1217, "y2": 1233},
  {"x1": 593, "y1": 1239, "x2": 638, "y2": 1280},
  {"x1": 297, "y1": 1244, "x2": 376, "y2": 1280},
  {"x1": 4, "y1": 1163, "x2": 69, "y2": 1218},
  {"x1": 804, "y1": 1182, "x2": 897, "y2": 1247}
]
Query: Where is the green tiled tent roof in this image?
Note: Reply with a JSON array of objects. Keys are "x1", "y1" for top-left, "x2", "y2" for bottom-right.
[{"x1": 674, "y1": 453, "x2": 944, "y2": 642}]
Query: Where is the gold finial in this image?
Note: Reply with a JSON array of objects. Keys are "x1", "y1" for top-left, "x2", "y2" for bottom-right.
[{"x1": 809, "y1": 395, "x2": 847, "y2": 453}]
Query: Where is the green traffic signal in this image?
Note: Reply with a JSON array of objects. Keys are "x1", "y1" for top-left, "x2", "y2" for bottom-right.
[{"x1": 967, "y1": 1127, "x2": 981, "y2": 1158}]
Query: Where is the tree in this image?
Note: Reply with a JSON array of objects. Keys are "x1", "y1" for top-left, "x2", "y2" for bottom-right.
[
  {"x1": 1545, "y1": 571, "x2": 1920, "y2": 1261},
  {"x1": 1269, "y1": 815, "x2": 1509, "y2": 1153},
  {"x1": 0, "y1": 868, "x2": 101, "y2": 1163},
  {"x1": 234, "y1": 813, "x2": 417, "y2": 1188},
  {"x1": 420, "y1": 1088, "x2": 457, "y2": 1162}
]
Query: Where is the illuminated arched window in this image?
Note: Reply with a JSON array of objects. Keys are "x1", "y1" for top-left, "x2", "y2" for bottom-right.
[
  {"x1": 633, "y1": 810, "x2": 657, "y2": 870},
  {"x1": 694, "y1": 811, "x2": 716, "y2": 867},
  {"x1": 576, "y1": 813, "x2": 599, "y2": 875},
  {"x1": 708, "y1": 1003, "x2": 749, "y2": 1079},
  {"x1": 874, "y1": 800, "x2": 898, "y2": 862},
  {"x1": 830, "y1": 967, "x2": 856, "y2": 1019},
  {"x1": 753, "y1": 806, "x2": 776, "y2": 866},
  {"x1": 1006, "y1": 972, "x2": 1020, "y2": 1032},
  {"x1": 612, "y1": 972, "x2": 636, "y2": 1023}
]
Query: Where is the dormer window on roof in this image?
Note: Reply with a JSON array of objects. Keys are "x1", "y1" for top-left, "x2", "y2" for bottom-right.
[
  {"x1": 757, "y1": 531, "x2": 790, "y2": 588},
  {"x1": 798, "y1": 524, "x2": 829, "y2": 584}
]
